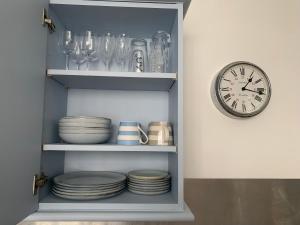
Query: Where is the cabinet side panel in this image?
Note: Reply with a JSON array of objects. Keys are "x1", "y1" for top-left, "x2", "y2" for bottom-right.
[
  {"x1": 39, "y1": 79, "x2": 67, "y2": 199},
  {"x1": 169, "y1": 4, "x2": 184, "y2": 207}
]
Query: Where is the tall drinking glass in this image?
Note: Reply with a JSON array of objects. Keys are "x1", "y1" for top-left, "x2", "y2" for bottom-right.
[
  {"x1": 100, "y1": 32, "x2": 115, "y2": 70},
  {"x1": 129, "y1": 39, "x2": 148, "y2": 72},
  {"x1": 59, "y1": 30, "x2": 74, "y2": 70},
  {"x1": 115, "y1": 34, "x2": 130, "y2": 71},
  {"x1": 82, "y1": 30, "x2": 99, "y2": 70},
  {"x1": 70, "y1": 36, "x2": 87, "y2": 70}
]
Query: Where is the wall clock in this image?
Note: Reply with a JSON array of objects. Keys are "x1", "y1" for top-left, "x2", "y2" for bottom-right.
[{"x1": 215, "y1": 61, "x2": 271, "y2": 117}]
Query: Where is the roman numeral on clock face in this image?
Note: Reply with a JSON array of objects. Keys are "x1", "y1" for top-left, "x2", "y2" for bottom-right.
[
  {"x1": 224, "y1": 93, "x2": 231, "y2": 99},
  {"x1": 221, "y1": 87, "x2": 230, "y2": 91},
  {"x1": 231, "y1": 100, "x2": 237, "y2": 109},
  {"x1": 242, "y1": 103, "x2": 246, "y2": 112},
  {"x1": 255, "y1": 78, "x2": 262, "y2": 84},
  {"x1": 230, "y1": 69, "x2": 238, "y2": 77},
  {"x1": 255, "y1": 95, "x2": 262, "y2": 102},
  {"x1": 240, "y1": 67, "x2": 245, "y2": 75},
  {"x1": 257, "y1": 88, "x2": 264, "y2": 93}
]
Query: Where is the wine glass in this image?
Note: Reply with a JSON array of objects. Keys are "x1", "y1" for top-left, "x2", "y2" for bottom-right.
[
  {"x1": 82, "y1": 30, "x2": 99, "y2": 70},
  {"x1": 70, "y1": 36, "x2": 87, "y2": 70},
  {"x1": 115, "y1": 34, "x2": 130, "y2": 71},
  {"x1": 100, "y1": 32, "x2": 115, "y2": 70},
  {"x1": 59, "y1": 30, "x2": 74, "y2": 70}
]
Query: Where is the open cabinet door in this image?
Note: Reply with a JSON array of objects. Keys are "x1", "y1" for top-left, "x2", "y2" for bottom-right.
[{"x1": 0, "y1": 0, "x2": 48, "y2": 224}]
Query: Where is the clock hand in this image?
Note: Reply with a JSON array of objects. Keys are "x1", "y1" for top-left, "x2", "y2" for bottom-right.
[
  {"x1": 242, "y1": 71, "x2": 254, "y2": 90},
  {"x1": 243, "y1": 88, "x2": 265, "y2": 95}
]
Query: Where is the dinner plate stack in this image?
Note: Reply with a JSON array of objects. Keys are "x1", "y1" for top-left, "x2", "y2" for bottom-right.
[
  {"x1": 127, "y1": 170, "x2": 171, "y2": 195},
  {"x1": 52, "y1": 171, "x2": 127, "y2": 200},
  {"x1": 59, "y1": 116, "x2": 112, "y2": 144}
]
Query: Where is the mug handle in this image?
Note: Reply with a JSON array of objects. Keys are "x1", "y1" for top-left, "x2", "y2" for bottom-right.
[
  {"x1": 163, "y1": 126, "x2": 170, "y2": 143},
  {"x1": 138, "y1": 125, "x2": 148, "y2": 145}
]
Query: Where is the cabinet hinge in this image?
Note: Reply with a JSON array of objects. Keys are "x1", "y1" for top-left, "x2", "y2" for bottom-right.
[
  {"x1": 42, "y1": 8, "x2": 55, "y2": 33},
  {"x1": 33, "y1": 172, "x2": 48, "y2": 195}
]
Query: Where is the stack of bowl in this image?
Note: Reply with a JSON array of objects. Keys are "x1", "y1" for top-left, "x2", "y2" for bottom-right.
[{"x1": 59, "y1": 116, "x2": 111, "y2": 144}]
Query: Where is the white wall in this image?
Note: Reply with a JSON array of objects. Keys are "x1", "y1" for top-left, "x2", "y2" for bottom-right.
[{"x1": 184, "y1": 0, "x2": 300, "y2": 178}]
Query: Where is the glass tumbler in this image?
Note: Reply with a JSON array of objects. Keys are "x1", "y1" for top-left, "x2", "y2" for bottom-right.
[{"x1": 129, "y1": 39, "x2": 148, "y2": 72}]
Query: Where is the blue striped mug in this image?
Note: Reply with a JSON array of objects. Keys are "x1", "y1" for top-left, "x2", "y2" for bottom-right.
[{"x1": 117, "y1": 121, "x2": 148, "y2": 145}]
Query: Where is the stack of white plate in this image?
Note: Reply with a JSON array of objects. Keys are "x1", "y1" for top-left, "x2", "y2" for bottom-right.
[
  {"x1": 127, "y1": 170, "x2": 171, "y2": 195},
  {"x1": 59, "y1": 116, "x2": 112, "y2": 144},
  {"x1": 52, "y1": 171, "x2": 127, "y2": 200}
]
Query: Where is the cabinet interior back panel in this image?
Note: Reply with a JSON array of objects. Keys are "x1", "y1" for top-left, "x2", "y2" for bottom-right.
[
  {"x1": 50, "y1": 4, "x2": 177, "y2": 38},
  {"x1": 67, "y1": 89, "x2": 169, "y2": 142},
  {"x1": 64, "y1": 89, "x2": 169, "y2": 172},
  {"x1": 64, "y1": 151, "x2": 169, "y2": 173}
]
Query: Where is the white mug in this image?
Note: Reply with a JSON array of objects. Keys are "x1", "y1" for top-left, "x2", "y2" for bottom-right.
[
  {"x1": 117, "y1": 121, "x2": 148, "y2": 145},
  {"x1": 148, "y1": 121, "x2": 173, "y2": 146}
]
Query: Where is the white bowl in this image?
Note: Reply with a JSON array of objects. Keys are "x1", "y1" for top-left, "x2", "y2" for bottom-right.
[
  {"x1": 59, "y1": 122, "x2": 111, "y2": 128},
  {"x1": 59, "y1": 129, "x2": 111, "y2": 134},
  {"x1": 60, "y1": 116, "x2": 111, "y2": 124},
  {"x1": 59, "y1": 127, "x2": 110, "y2": 131},
  {"x1": 59, "y1": 132, "x2": 111, "y2": 144}
]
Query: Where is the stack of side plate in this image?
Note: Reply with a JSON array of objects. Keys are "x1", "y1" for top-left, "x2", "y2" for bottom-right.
[
  {"x1": 127, "y1": 170, "x2": 171, "y2": 195},
  {"x1": 59, "y1": 116, "x2": 112, "y2": 144},
  {"x1": 52, "y1": 171, "x2": 126, "y2": 200}
]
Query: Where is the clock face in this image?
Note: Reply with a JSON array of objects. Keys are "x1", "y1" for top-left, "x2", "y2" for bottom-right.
[{"x1": 215, "y1": 62, "x2": 271, "y2": 117}]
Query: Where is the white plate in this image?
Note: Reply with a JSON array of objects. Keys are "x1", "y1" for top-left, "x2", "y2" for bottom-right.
[
  {"x1": 128, "y1": 184, "x2": 169, "y2": 191},
  {"x1": 128, "y1": 170, "x2": 169, "y2": 180},
  {"x1": 52, "y1": 190, "x2": 124, "y2": 200},
  {"x1": 54, "y1": 183, "x2": 126, "y2": 193},
  {"x1": 53, "y1": 185, "x2": 125, "y2": 196},
  {"x1": 128, "y1": 188, "x2": 170, "y2": 195},
  {"x1": 54, "y1": 182, "x2": 126, "y2": 190},
  {"x1": 54, "y1": 171, "x2": 126, "y2": 188},
  {"x1": 128, "y1": 176, "x2": 170, "y2": 183},
  {"x1": 59, "y1": 132, "x2": 111, "y2": 144}
]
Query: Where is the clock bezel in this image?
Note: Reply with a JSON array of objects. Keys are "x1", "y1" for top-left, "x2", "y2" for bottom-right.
[{"x1": 215, "y1": 61, "x2": 272, "y2": 118}]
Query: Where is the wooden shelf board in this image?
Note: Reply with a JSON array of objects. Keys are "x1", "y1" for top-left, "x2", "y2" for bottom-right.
[
  {"x1": 47, "y1": 69, "x2": 176, "y2": 91},
  {"x1": 43, "y1": 143, "x2": 177, "y2": 153}
]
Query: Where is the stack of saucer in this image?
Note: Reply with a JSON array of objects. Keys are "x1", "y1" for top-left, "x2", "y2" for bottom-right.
[
  {"x1": 52, "y1": 171, "x2": 126, "y2": 200},
  {"x1": 59, "y1": 116, "x2": 111, "y2": 144},
  {"x1": 127, "y1": 170, "x2": 171, "y2": 195}
]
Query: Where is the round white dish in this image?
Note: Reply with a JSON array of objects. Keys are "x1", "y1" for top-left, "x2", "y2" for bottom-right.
[
  {"x1": 128, "y1": 188, "x2": 170, "y2": 195},
  {"x1": 59, "y1": 128, "x2": 111, "y2": 134},
  {"x1": 53, "y1": 185, "x2": 125, "y2": 196},
  {"x1": 54, "y1": 171, "x2": 126, "y2": 188},
  {"x1": 59, "y1": 132, "x2": 111, "y2": 144},
  {"x1": 59, "y1": 122, "x2": 111, "y2": 128},
  {"x1": 128, "y1": 170, "x2": 169, "y2": 180},
  {"x1": 60, "y1": 116, "x2": 111, "y2": 124},
  {"x1": 54, "y1": 182, "x2": 126, "y2": 190},
  {"x1": 54, "y1": 183, "x2": 126, "y2": 192},
  {"x1": 128, "y1": 183, "x2": 169, "y2": 190},
  {"x1": 52, "y1": 189, "x2": 124, "y2": 200}
]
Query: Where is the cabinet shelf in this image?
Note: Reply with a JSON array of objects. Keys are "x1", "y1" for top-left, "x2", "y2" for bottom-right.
[
  {"x1": 43, "y1": 143, "x2": 177, "y2": 152},
  {"x1": 39, "y1": 191, "x2": 178, "y2": 211},
  {"x1": 47, "y1": 69, "x2": 177, "y2": 91}
]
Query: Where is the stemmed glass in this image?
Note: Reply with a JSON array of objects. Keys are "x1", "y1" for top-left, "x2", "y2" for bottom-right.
[
  {"x1": 82, "y1": 30, "x2": 99, "y2": 70},
  {"x1": 100, "y1": 32, "x2": 115, "y2": 70},
  {"x1": 70, "y1": 36, "x2": 87, "y2": 70},
  {"x1": 115, "y1": 34, "x2": 130, "y2": 71},
  {"x1": 59, "y1": 30, "x2": 74, "y2": 70}
]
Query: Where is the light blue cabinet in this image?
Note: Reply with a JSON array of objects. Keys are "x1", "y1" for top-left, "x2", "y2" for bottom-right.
[{"x1": 0, "y1": 0, "x2": 193, "y2": 223}]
